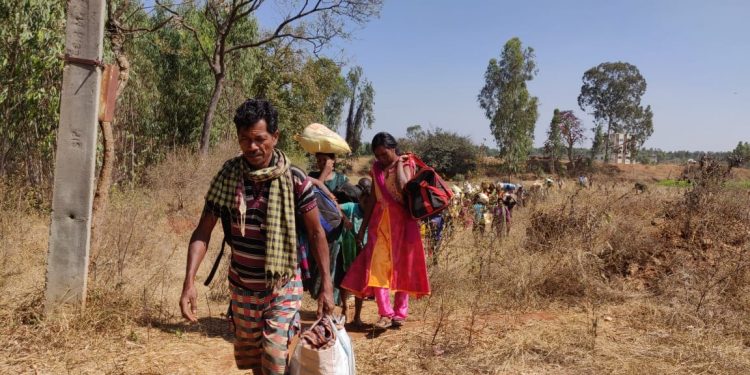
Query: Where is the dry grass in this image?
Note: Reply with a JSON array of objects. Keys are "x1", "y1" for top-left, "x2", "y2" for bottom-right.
[{"x1": 1, "y1": 147, "x2": 750, "y2": 374}]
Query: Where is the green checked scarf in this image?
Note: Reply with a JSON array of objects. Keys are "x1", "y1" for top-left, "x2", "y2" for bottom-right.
[{"x1": 205, "y1": 149, "x2": 297, "y2": 289}]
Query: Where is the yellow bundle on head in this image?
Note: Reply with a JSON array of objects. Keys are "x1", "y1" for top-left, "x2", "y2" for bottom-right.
[{"x1": 294, "y1": 123, "x2": 352, "y2": 155}]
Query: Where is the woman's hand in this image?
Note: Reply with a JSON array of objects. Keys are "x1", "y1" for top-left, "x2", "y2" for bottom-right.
[
  {"x1": 396, "y1": 154, "x2": 413, "y2": 190},
  {"x1": 343, "y1": 216, "x2": 354, "y2": 231}
]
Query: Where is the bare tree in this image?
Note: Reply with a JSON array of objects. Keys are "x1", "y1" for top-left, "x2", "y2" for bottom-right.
[{"x1": 157, "y1": 0, "x2": 383, "y2": 155}]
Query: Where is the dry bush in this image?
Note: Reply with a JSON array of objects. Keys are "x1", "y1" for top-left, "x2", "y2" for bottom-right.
[
  {"x1": 654, "y1": 160, "x2": 750, "y2": 332},
  {"x1": 145, "y1": 140, "x2": 238, "y2": 213},
  {"x1": 518, "y1": 186, "x2": 657, "y2": 302},
  {"x1": 4, "y1": 143, "x2": 750, "y2": 373},
  {"x1": 354, "y1": 174, "x2": 750, "y2": 374},
  {"x1": 0, "y1": 141, "x2": 244, "y2": 372}
]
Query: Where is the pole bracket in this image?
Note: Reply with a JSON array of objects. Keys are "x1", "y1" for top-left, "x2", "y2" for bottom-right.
[{"x1": 61, "y1": 53, "x2": 105, "y2": 69}]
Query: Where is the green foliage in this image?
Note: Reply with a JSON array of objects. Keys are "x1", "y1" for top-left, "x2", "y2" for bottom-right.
[
  {"x1": 578, "y1": 61, "x2": 653, "y2": 161},
  {"x1": 590, "y1": 123, "x2": 605, "y2": 160},
  {"x1": 0, "y1": 0, "x2": 65, "y2": 186},
  {"x1": 401, "y1": 128, "x2": 478, "y2": 178},
  {"x1": 638, "y1": 148, "x2": 734, "y2": 165},
  {"x1": 544, "y1": 109, "x2": 564, "y2": 161},
  {"x1": 343, "y1": 66, "x2": 375, "y2": 153},
  {"x1": 727, "y1": 180, "x2": 750, "y2": 189},
  {"x1": 106, "y1": 4, "x2": 259, "y2": 182},
  {"x1": 0, "y1": 0, "x2": 378, "y2": 202},
  {"x1": 658, "y1": 179, "x2": 691, "y2": 188},
  {"x1": 478, "y1": 37, "x2": 539, "y2": 173},
  {"x1": 252, "y1": 44, "x2": 345, "y2": 153},
  {"x1": 324, "y1": 74, "x2": 350, "y2": 131},
  {"x1": 730, "y1": 141, "x2": 750, "y2": 167}
]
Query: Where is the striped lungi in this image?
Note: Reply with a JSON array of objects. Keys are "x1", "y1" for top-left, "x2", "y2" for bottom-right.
[{"x1": 230, "y1": 273, "x2": 303, "y2": 374}]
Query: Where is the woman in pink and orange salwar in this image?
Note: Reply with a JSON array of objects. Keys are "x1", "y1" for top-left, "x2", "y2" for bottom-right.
[{"x1": 341, "y1": 132, "x2": 430, "y2": 329}]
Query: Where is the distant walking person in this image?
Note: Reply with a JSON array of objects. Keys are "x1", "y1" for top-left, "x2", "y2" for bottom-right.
[
  {"x1": 341, "y1": 132, "x2": 431, "y2": 329},
  {"x1": 179, "y1": 99, "x2": 333, "y2": 375}
]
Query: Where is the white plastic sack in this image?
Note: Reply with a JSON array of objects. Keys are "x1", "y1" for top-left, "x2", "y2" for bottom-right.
[
  {"x1": 294, "y1": 123, "x2": 351, "y2": 155},
  {"x1": 477, "y1": 193, "x2": 489, "y2": 205},
  {"x1": 289, "y1": 315, "x2": 355, "y2": 375}
]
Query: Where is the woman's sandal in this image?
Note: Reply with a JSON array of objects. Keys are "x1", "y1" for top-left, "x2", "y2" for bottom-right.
[{"x1": 374, "y1": 316, "x2": 392, "y2": 329}]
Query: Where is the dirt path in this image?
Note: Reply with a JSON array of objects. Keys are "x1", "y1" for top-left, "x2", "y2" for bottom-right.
[{"x1": 115, "y1": 296, "x2": 410, "y2": 374}]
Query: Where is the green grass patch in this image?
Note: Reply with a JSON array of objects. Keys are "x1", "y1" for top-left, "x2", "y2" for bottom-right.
[{"x1": 727, "y1": 180, "x2": 750, "y2": 189}]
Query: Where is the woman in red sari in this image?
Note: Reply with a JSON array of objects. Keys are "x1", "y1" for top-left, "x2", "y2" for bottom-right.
[{"x1": 341, "y1": 132, "x2": 430, "y2": 329}]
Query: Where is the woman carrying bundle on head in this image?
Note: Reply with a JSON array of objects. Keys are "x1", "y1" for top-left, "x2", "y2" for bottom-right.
[
  {"x1": 306, "y1": 152, "x2": 351, "y2": 309},
  {"x1": 295, "y1": 123, "x2": 354, "y2": 317},
  {"x1": 341, "y1": 132, "x2": 431, "y2": 329}
]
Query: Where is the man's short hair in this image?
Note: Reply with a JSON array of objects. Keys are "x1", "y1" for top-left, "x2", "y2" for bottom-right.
[{"x1": 233, "y1": 99, "x2": 279, "y2": 133}]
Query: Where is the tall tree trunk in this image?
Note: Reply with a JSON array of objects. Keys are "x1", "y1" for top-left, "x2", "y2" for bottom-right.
[
  {"x1": 199, "y1": 74, "x2": 225, "y2": 156},
  {"x1": 344, "y1": 85, "x2": 358, "y2": 151},
  {"x1": 604, "y1": 119, "x2": 612, "y2": 163},
  {"x1": 567, "y1": 145, "x2": 573, "y2": 166},
  {"x1": 351, "y1": 101, "x2": 365, "y2": 153},
  {"x1": 91, "y1": 120, "x2": 115, "y2": 254},
  {"x1": 567, "y1": 142, "x2": 574, "y2": 172}
]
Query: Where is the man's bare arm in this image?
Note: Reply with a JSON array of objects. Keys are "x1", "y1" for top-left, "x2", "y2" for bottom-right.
[{"x1": 180, "y1": 209, "x2": 218, "y2": 322}]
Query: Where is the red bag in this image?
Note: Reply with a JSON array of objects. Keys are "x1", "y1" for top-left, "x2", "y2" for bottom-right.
[{"x1": 403, "y1": 154, "x2": 454, "y2": 219}]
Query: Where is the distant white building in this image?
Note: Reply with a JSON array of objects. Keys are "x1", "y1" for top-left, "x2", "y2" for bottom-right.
[{"x1": 594, "y1": 132, "x2": 634, "y2": 164}]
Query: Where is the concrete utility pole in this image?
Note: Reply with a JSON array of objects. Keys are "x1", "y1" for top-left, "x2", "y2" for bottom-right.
[{"x1": 45, "y1": 0, "x2": 106, "y2": 313}]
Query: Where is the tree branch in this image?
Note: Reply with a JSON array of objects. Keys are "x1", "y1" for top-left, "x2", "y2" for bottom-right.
[
  {"x1": 235, "y1": 0, "x2": 264, "y2": 19},
  {"x1": 120, "y1": 16, "x2": 174, "y2": 34},
  {"x1": 226, "y1": 0, "x2": 342, "y2": 54},
  {"x1": 155, "y1": 0, "x2": 214, "y2": 71}
]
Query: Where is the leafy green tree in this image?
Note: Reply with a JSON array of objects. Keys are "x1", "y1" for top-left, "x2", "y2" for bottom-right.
[
  {"x1": 623, "y1": 104, "x2": 653, "y2": 160},
  {"x1": 398, "y1": 124, "x2": 426, "y2": 153},
  {"x1": 544, "y1": 109, "x2": 564, "y2": 172},
  {"x1": 578, "y1": 62, "x2": 653, "y2": 162},
  {"x1": 730, "y1": 141, "x2": 750, "y2": 167},
  {"x1": 556, "y1": 110, "x2": 585, "y2": 163},
  {"x1": 590, "y1": 123, "x2": 605, "y2": 161},
  {"x1": 158, "y1": 0, "x2": 383, "y2": 155},
  {"x1": 405, "y1": 128, "x2": 478, "y2": 178},
  {"x1": 251, "y1": 43, "x2": 345, "y2": 153},
  {"x1": 478, "y1": 37, "x2": 539, "y2": 173},
  {"x1": 0, "y1": 0, "x2": 65, "y2": 187},
  {"x1": 324, "y1": 75, "x2": 349, "y2": 131},
  {"x1": 343, "y1": 66, "x2": 375, "y2": 153}
]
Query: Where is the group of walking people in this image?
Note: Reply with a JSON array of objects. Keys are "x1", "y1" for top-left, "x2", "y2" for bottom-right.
[{"x1": 178, "y1": 98, "x2": 431, "y2": 374}]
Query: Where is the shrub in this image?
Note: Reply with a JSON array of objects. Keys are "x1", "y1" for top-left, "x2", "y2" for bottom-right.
[{"x1": 403, "y1": 128, "x2": 478, "y2": 178}]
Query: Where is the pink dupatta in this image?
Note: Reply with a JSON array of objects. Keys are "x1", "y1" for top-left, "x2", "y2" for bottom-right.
[{"x1": 340, "y1": 159, "x2": 431, "y2": 297}]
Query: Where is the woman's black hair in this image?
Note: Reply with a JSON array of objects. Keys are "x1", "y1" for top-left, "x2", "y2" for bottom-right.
[
  {"x1": 357, "y1": 177, "x2": 372, "y2": 194},
  {"x1": 371, "y1": 132, "x2": 401, "y2": 155},
  {"x1": 233, "y1": 98, "x2": 278, "y2": 132}
]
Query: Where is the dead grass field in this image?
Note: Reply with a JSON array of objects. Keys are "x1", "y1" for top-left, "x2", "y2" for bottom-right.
[{"x1": 1, "y1": 144, "x2": 749, "y2": 374}]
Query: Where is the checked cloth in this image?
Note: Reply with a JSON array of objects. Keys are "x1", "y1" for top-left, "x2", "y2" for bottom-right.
[{"x1": 206, "y1": 149, "x2": 298, "y2": 289}]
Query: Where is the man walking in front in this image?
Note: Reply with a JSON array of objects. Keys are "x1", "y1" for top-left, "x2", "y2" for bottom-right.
[{"x1": 179, "y1": 99, "x2": 334, "y2": 374}]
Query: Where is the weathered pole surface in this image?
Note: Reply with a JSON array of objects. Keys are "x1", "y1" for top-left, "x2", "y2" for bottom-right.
[{"x1": 44, "y1": 0, "x2": 106, "y2": 313}]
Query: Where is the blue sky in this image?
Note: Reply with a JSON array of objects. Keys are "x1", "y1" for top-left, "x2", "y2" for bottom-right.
[
  {"x1": 152, "y1": 0, "x2": 750, "y2": 151},
  {"x1": 280, "y1": 0, "x2": 750, "y2": 152}
]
